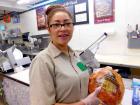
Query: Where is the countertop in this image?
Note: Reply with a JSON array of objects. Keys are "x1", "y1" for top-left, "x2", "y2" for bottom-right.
[{"x1": 4, "y1": 69, "x2": 133, "y2": 105}]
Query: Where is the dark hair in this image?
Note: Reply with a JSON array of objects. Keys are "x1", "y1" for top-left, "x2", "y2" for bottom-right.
[{"x1": 45, "y1": 5, "x2": 73, "y2": 26}]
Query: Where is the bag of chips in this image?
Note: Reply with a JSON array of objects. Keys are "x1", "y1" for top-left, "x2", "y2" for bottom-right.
[{"x1": 88, "y1": 66, "x2": 125, "y2": 105}]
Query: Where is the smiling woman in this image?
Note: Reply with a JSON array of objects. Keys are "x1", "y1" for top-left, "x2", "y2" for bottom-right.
[
  {"x1": 47, "y1": 13, "x2": 74, "y2": 52},
  {"x1": 29, "y1": 4, "x2": 103, "y2": 105},
  {"x1": 44, "y1": 5, "x2": 74, "y2": 53}
]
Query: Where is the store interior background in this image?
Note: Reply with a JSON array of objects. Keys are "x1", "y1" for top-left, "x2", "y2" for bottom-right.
[
  {"x1": 0, "y1": 1, "x2": 140, "y2": 105},
  {"x1": 1, "y1": 0, "x2": 140, "y2": 57}
]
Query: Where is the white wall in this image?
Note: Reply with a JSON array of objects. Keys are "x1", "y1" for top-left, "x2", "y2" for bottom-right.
[
  {"x1": 20, "y1": 10, "x2": 48, "y2": 35},
  {"x1": 2, "y1": 0, "x2": 140, "y2": 56},
  {"x1": 70, "y1": 0, "x2": 140, "y2": 56}
]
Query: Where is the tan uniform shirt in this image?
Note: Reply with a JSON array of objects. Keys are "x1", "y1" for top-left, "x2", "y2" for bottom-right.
[{"x1": 29, "y1": 42, "x2": 89, "y2": 105}]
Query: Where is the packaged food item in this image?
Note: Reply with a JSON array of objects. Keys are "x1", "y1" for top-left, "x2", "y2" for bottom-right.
[{"x1": 88, "y1": 66, "x2": 125, "y2": 105}]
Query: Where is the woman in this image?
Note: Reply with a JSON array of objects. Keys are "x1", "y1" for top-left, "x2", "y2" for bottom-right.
[{"x1": 29, "y1": 5, "x2": 103, "y2": 105}]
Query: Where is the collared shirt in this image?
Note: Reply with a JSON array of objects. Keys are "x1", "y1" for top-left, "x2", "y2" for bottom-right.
[{"x1": 29, "y1": 42, "x2": 89, "y2": 105}]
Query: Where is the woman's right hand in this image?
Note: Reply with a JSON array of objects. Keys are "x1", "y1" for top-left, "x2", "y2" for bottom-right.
[{"x1": 81, "y1": 87, "x2": 105, "y2": 105}]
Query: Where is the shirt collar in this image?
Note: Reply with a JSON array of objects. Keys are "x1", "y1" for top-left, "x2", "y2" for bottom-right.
[{"x1": 47, "y1": 42, "x2": 75, "y2": 58}]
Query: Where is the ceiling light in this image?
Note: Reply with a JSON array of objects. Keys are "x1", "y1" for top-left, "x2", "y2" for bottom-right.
[
  {"x1": 17, "y1": 0, "x2": 39, "y2": 5},
  {"x1": 17, "y1": 0, "x2": 30, "y2": 5}
]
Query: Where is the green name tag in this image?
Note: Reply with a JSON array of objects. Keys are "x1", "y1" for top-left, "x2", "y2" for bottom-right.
[{"x1": 77, "y1": 62, "x2": 87, "y2": 71}]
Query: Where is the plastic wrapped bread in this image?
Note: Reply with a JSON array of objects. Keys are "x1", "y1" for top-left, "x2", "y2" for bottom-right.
[{"x1": 88, "y1": 66, "x2": 125, "y2": 105}]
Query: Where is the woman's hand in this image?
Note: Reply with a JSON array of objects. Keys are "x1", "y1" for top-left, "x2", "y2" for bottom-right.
[
  {"x1": 55, "y1": 87, "x2": 106, "y2": 105},
  {"x1": 81, "y1": 87, "x2": 105, "y2": 105}
]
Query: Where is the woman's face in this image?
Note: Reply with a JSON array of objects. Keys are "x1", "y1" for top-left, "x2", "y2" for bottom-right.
[{"x1": 48, "y1": 11, "x2": 74, "y2": 47}]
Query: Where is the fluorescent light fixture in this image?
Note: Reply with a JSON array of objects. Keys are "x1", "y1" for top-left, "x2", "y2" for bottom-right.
[
  {"x1": 17, "y1": 0, "x2": 30, "y2": 5},
  {"x1": 17, "y1": 0, "x2": 57, "y2": 9},
  {"x1": 31, "y1": 0, "x2": 57, "y2": 8},
  {"x1": 17, "y1": 0, "x2": 40, "y2": 5}
]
